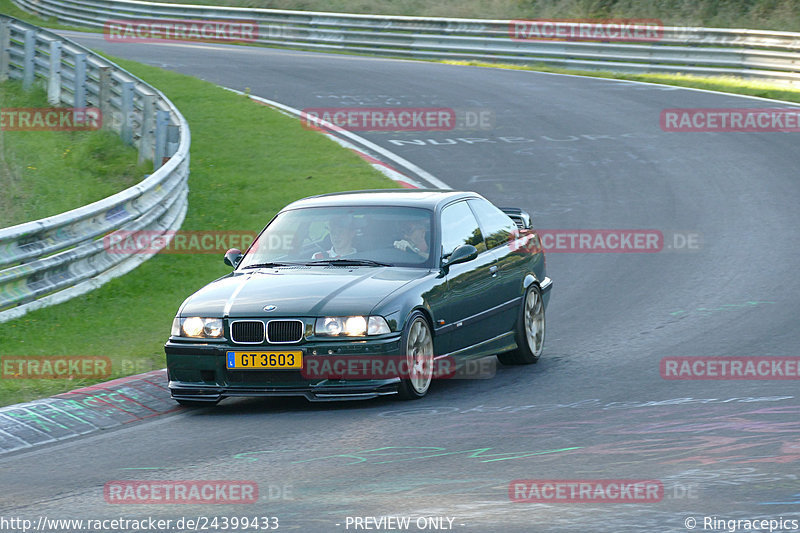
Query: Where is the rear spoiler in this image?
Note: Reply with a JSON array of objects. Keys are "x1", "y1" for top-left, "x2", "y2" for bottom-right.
[{"x1": 500, "y1": 207, "x2": 532, "y2": 229}]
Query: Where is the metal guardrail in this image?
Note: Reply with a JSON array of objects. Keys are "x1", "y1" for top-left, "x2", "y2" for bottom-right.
[
  {"x1": 0, "y1": 15, "x2": 190, "y2": 323},
  {"x1": 10, "y1": 0, "x2": 800, "y2": 85}
]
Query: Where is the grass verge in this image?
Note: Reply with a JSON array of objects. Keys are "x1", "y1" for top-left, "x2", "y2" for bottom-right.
[
  {"x1": 0, "y1": 80, "x2": 151, "y2": 227},
  {"x1": 0, "y1": 55, "x2": 394, "y2": 407}
]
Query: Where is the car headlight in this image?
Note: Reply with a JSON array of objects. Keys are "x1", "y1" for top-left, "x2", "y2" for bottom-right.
[
  {"x1": 315, "y1": 316, "x2": 391, "y2": 337},
  {"x1": 173, "y1": 317, "x2": 224, "y2": 338}
]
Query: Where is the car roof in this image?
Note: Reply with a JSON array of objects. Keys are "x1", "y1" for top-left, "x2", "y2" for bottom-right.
[{"x1": 283, "y1": 189, "x2": 481, "y2": 211}]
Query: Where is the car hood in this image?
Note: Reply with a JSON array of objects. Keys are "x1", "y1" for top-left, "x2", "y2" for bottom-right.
[{"x1": 179, "y1": 267, "x2": 428, "y2": 318}]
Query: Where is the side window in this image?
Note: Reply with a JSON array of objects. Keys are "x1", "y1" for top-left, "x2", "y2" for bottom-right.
[
  {"x1": 440, "y1": 201, "x2": 485, "y2": 257},
  {"x1": 468, "y1": 199, "x2": 517, "y2": 250}
]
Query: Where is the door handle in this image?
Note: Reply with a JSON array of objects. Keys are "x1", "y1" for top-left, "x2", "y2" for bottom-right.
[{"x1": 489, "y1": 266, "x2": 498, "y2": 276}]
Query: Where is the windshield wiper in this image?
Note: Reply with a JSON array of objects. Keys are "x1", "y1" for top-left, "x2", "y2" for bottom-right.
[
  {"x1": 242, "y1": 262, "x2": 299, "y2": 269},
  {"x1": 305, "y1": 259, "x2": 393, "y2": 267}
]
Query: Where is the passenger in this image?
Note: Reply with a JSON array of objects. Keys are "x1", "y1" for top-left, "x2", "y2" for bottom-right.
[{"x1": 394, "y1": 219, "x2": 429, "y2": 259}]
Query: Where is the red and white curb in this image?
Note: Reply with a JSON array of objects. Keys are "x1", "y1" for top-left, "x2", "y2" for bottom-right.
[{"x1": 322, "y1": 134, "x2": 422, "y2": 189}]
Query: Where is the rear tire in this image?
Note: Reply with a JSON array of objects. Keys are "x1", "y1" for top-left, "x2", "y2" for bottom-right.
[
  {"x1": 396, "y1": 311, "x2": 435, "y2": 400},
  {"x1": 497, "y1": 284, "x2": 545, "y2": 365}
]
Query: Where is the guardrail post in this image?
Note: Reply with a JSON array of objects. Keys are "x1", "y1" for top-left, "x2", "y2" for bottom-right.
[
  {"x1": 167, "y1": 123, "x2": 179, "y2": 157},
  {"x1": 47, "y1": 40, "x2": 62, "y2": 105},
  {"x1": 98, "y1": 66, "x2": 112, "y2": 131},
  {"x1": 139, "y1": 94, "x2": 156, "y2": 164},
  {"x1": 120, "y1": 81, "x2": 135, "y2": 145},
  {"x1": 73, "y1": 53, "x2": 87, "y2": 108},
  {"x1": 23, "y1": 29, "x2": 35, "y2": 89},
  {"x1": 0, "y1": 20, "x2": 10, "y2": 82},
  {"x1": 154, "y1": 109, "x2": 169, "y2": 170}
]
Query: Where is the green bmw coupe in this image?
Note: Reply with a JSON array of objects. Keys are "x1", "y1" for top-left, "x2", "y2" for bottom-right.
[{"x1": 165, "y1": 189, "x2": 552, "y2": 406}]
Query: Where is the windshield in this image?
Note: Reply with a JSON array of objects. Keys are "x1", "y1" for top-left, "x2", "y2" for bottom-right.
[{"x1": 239, "y1": 206, "x2": 434, "y2": 269}]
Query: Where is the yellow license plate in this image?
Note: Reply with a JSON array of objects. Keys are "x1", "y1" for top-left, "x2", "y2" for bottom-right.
[{"x1": 226, "y1": 351, "x2": 302, "y2": 370}]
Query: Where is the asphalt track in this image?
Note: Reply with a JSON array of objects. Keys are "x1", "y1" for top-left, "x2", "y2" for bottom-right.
[{"x1": 2, "y1": 32, "x2": 800, "y2": 532}]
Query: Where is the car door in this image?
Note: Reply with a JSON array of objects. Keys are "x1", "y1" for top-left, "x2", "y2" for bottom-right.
[
  {"x1": 467, "y1": 198, "x2": 529, "y2": 334},
  {"x1": 435, "y1": 200, "x2": 500, "y2": 355}
]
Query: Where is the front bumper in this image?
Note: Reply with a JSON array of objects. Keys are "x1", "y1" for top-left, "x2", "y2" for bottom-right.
[
  {"x1": 168, "y1": 381, "x2": 402, "y2": 403},
  {"x1": 165, "y1": 334, "x2": 404, "y2": 403}
]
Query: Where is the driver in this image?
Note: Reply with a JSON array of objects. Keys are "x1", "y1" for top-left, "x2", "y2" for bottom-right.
[{"x1": 312, "y1": 216, "x2": 357, "y2": 259}]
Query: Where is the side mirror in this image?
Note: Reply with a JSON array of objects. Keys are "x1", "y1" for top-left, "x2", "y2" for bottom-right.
[
  {"x1": 223, "y1": 248, "x2": 243, "y2": 268},
  {"x1": 441, "y1": 244, "x2": 478, "y2": 269}
]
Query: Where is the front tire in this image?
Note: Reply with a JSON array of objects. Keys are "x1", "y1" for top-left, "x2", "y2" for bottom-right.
[
  {"x1": 498, "y1": 284, "x2": 545, "y2": 365},
  {"x1": 396, "y1": 311, "x2": 435, "y2": 400}
]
